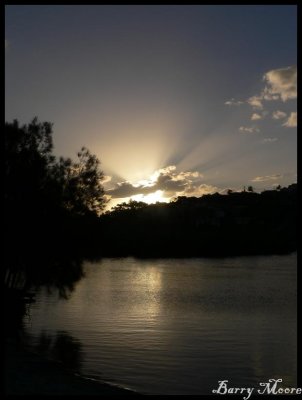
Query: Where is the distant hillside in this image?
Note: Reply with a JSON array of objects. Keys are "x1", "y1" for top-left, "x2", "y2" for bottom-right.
[{"x1": 98, "y1": 184, "x2": 297, "y2": 257}]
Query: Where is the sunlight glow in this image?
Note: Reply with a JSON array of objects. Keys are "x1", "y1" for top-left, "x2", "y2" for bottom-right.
[
  {"x1": 89, "y1": 113, "x2": 187, "y2": 183},
  {"x1": 131, "y1": 190, "x2": 168, "y2": 205},
  {"x1": 133, "y1": 266, "x2": 162, "y2": 318}
]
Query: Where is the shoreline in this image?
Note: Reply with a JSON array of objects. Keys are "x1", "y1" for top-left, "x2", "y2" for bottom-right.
[{"x1": 5, "y1": 340, "x2": 142, "y2": 396}]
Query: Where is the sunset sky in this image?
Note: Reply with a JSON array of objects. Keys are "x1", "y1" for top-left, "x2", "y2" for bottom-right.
[{"x1": 5, "y1": 5, "x2": 297, "y2": 209}]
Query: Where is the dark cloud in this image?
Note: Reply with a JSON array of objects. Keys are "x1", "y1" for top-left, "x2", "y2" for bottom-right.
[
  {"x1": 155, "y1": 171, "x2": 188, "y2": 194},
  {"x1": 107, "y1": 181, "x2": 155, "y2": 198},
  {"x1": 107, "y1": 166, "x2": 203, "y2": 199}
]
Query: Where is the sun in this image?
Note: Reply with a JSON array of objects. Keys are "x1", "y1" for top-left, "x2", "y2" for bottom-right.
[{"x1": 130, "y1": 190, "x2": 168, "y2": 205}]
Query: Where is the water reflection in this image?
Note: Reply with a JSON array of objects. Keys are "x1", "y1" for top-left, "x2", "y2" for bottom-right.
[
  {"x1": 34, "y1": 257, "x2": 85, "y2": 300},
  {"x1": 5, "y1": 256, "x2": 87, "y2": 350},
  {"x1": 25, "y1": 254, "x2": 297, "y2": 395},
  {"x1": 34, "y1": 330, "x2": 83, "y2": 372}
]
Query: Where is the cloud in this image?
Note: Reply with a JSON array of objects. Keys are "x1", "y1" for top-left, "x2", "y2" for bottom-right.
[
  {"x1": 283, "y1": 112, "x2": 297, "y2": 128},
  {"x1": 224, "y1": 98, "x2": 244, "y2": 106},
  {"x1": 156, "y1": 165, "x2": 176, "y2": 174},
  {"x1": 106, "y1": 181, "x2": 148, "y2": 198},
  {"x1": 262, "y1": 137, "x2": 278, "y2": 143},
  {"x1": 272, "y1": 110, "x2": 287, "y2": 120},
  {"x1": 173, "y1": 171, "x2": 201, "y2": 180},
  {"x1": 182, "y1": 183, "x2": 220, "y2": 197},
  {"x1": 226, "y1": 66, "x2": 297, "y2": 132},
  {"x1": 261, "y1": 90, "x2": 280, "y2": 101},
  {"x1": 263, "y1": 66, "x2": 297, "y2": 102},
  {"x1": 247, "y1": 96, "x2": 263, "y2": 110},
  {"x1": 251, "y1": 174, "x2": 282, "y2": 182},
  {"x1": 239, "y1": 126, "x2": 260, "y2": 133},
  {"x1": 102, "y1": 175, "x2": 112, "y2": 184},
  {"x1": 155, "y1": 171, "x2": 188, "y2": 194},
  {"x1": 107, "y1": 166, "x2": 204, "y2": 199},
  {"x1": 251, "y1": 113, "x2": 263, "y2": 121}
]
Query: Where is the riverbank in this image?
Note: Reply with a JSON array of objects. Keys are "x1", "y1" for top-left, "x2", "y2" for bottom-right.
[{"x1": 5, "y1": 341, "x2": 142, "y2": 396}]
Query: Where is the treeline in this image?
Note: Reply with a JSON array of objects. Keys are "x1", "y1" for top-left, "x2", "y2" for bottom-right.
[{"x1": 98, "y1": 185, "x2": 297, "y2": 257}]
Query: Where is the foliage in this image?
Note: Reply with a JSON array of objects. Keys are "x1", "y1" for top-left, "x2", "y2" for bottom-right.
[
  {"x1": 5, "y1": 117, "x2": 107, "y2": 216},
  {"x1": 5, "y1": 118, "x2": 107, "y2": 287},
  {"x1": 53, "y1": 147, "x2": 107, "y2": 215},
  {"x1": 111, "y1": 200, "x2": 148, "y2": 213}
]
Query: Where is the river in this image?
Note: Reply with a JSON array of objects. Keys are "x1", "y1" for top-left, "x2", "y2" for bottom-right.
[{"x1": 23, "y1": 253, "x2": 297, "y2": 395}]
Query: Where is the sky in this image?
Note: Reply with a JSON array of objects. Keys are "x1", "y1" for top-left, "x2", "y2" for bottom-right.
[{"x1": 5, "y1": 5, "x2": 297, "y2": 209}]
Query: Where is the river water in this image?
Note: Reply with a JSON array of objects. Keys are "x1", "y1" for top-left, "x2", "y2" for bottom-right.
[{"x1": 24, "y1": 254, "x2": 297, "y2": 395}]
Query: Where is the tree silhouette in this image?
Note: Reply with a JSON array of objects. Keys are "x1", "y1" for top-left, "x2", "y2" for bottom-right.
[
  {"x1": 5, "y1": 118, "x2": 55, "y2": 210},
  {"x1": 5, "y1": 117, "x2": 107, "y2": 291},
  {"x1": 5, "y1": 118, "x2": 107, "y2": 217},
  {"x1": 53, "y1": 147, "x2": 107, "y2": 216},
  {"x1": 111, "y1": 200, "x2": 148, "y2": 213}
]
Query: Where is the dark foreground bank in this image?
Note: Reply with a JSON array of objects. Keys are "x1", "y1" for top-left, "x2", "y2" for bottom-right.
[{"x1": 5, "y1": 341, "x2": 142, "y2": 396}]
